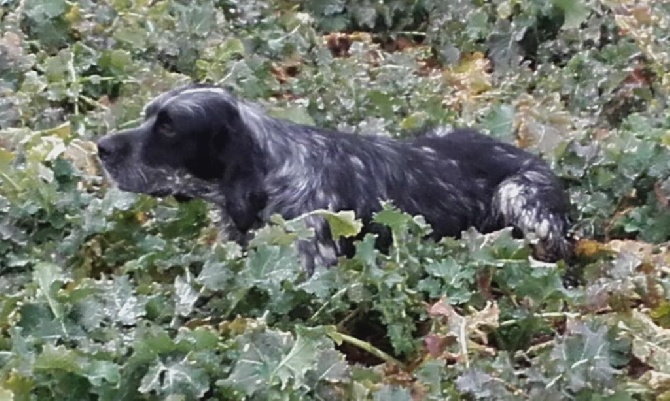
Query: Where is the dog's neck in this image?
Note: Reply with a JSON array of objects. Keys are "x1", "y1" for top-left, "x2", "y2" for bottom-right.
[{"x1": 169, "y1": 170, "x2": 228, "y2": 206}]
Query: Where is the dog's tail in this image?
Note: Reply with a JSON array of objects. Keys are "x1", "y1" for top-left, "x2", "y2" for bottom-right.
[{"x1": 493, "y1": 160, "x2": 574, "y2": 262}]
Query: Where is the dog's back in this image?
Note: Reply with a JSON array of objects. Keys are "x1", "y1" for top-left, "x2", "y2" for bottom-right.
[{"x1": 412, "y1": 128, "x2": 572, "y2": 261}]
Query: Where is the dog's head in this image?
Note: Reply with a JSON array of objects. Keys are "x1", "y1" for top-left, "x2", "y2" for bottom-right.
[{"x1": 96, "y1": 83, "x2": 250, "y2": 200}]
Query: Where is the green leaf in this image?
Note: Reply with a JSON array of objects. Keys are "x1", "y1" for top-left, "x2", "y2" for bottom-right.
[
  {"x1": 0, "y1": 387, "x2": 14, "y2": 401},
  {"x1": 34, "y1": 344, "x2": 84, "y2": 374},
  {"x1": 307, "y1": 210, "x2": 363, "y2": 239},
  {"x1": 456, "y1": 368, "x2": 512, "y2": 399},
  {"x1": 307, "y1": 348, "x2": 350, "y2": 384},
  {"x1": 87, "y1": 275, "x2": 146, "y2": 327},
  {"x1": 175, "y1": 327, "x2": 220, "y2": 352},
  {"x1": 481, "y1": 104, "x2": 515, "y2": 140},
  {"x1": 223, "y1": 330, "x2": 295, "y2": 395},
  {"x1": 424, "y1": 257, "x2": 461, "y2": 279},
  {"x1": 224, "y1": 328, "x2": 327, "y2": 395},
  {"x1": 241, "y1": 245, "x2": 302, "y2": 290},
  {"x1": 139, "y1": 358, "x2": 209, "y2": 398},
  {"x1": 83, "y1": 360, "x2": 121, "y2": 387},
  {"x1": 418, "y1": 257, "x2": 476, "y2": 303},
  {"x1": 133, "y1": 325, "x2": 177, "y2": 362},
  {"x1": 25, "y1": 0, "x2": 67, "y2": 21},
  {"x1": 220, "y1": 37, "x2": 246, "y2": 60},
  {"x1": 101, "y1": 49, "x2": 133, "y2": 74},
  {"x1": 554, "y1": 0, "x2": 590, "y2": 30},
  {"x1": 546, "y1": 322, "x2": 621, "y2": 393},
  {"x1": 112, "y1": 27, "x2": 148, "y2": 48},
  {"x1": 415, "y1": 359, "x2": 448, "y2": 397},
  {"x1": 400, "y1": 111, "x2": 430, "y2": 131},
  {"x1": 174, "y1": 275, "x2": 199, "y2": 317},
  {"x1": 196, "y1": 259, "x2": 233, "y2": 291},
  {"x1": 353, "y1": 5, "x2": 376, "y2": 28},
  {"x1": 102, "y1": 188, "x2": 139, "y2": 212},
  {"x1": 0, "y1": 148, "x2": 14, "y2": 168},
  {"x1": 373, "y1": 204, "x2": 413, "y2": 235},
  {"x1": 33, "y1": 262, "x2": 67, "y2": 319},
  {"x1": 373, "y1": 385, "x2": 413, "y2": 401},
  {"x1": 16, "y1": 303, "x2": 69, "y2": 339},
  {"x1": 268, "y1": 106, "x2": 316, "y2": 126}
]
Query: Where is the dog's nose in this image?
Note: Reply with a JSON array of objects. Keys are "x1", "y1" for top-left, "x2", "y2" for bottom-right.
[{"x1": 96, "y1": 136, "x2": 117, "y2": 160}]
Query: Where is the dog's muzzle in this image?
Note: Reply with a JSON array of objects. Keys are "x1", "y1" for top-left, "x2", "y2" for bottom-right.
[{"x1": 96, "y1": 134, "x2": 124, "y2": 163}]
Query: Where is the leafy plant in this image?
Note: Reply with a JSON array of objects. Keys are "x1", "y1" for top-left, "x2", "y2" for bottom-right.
[{"x1": 2, "y1": 0, "x2": 670, "y2": 399}]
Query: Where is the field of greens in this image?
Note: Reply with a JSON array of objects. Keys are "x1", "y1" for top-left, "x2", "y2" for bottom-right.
[{"x1": 1, "y1": 0, "x2": 670, "y2": 399}]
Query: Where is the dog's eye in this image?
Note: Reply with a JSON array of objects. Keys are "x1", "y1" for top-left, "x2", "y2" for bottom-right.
[{"x1": 157, "y1": 124, "x2": 176, "y2": 138}]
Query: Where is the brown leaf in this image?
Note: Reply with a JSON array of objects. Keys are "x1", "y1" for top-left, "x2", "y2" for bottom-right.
[
  {"x1": 630, "y1": 5, "x2": 653, "y2": 25},
  {"x1": 428, "y1": 297, "x2": 456, "y2": 319},
  {"x1": 654, "y1": 180, "x2": 670, "y2": 208},
  {"x1": 476, "y1": 269, "x2": 494, "y2": 301},
  {"x1": 271, "y1": 61, "x2": 301, "y2": 84},
  {"x1": 424, "y1": 334, "x2": 448, "y2": 358},
  {"x1": 607, "y1": 240, "x2": 670, "y2": 271},
  {"x1": 325, "y1": 33, "x2": 353, "y2": 57},
  {"x1": 467, "y1": 301, "x2": 500, "y2": 344},
  {"x1": 574, "y1": 239, "x2": 612, "y2": 259},
  {"x1": 621, "y1": 310, "x2": 670, "y2": 373},
  {"x1": 64, "y1": 139, "x2": 100, "y2": 179},
  {"x1": 0, "y1": 31, "x2": 23, "y2": 60},
  {"x1": 513, "y1": 93, "x2": 574, "y2": 153},
  {"x1": 427, "y1": 298, "x2": 500, "y2": 365},
  {"x1": 443, "y1": 52, "x2": 492, "y2": 96}
]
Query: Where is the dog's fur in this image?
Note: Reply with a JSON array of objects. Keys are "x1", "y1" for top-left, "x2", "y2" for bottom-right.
[{"x1": 96, "y1": 83, "x2": 573, "y2": 272}]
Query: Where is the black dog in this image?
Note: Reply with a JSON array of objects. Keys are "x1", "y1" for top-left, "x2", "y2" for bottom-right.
[{"x1": 96, "y1": 83, "x2": 573, "y2": 272}]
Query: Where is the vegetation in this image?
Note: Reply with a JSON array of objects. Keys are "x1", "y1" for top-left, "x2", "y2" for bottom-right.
[{"x1": 1, "y1": 0, "x2": 670, "y2": 399}]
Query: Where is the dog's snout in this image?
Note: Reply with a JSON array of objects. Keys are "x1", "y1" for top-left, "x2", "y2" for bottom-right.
[{"x1": 96, "y1": 135, "x2": 122, "y2": 160}]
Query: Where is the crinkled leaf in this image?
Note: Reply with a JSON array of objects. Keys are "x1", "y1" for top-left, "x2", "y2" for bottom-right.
[
  {"x1": 83, "y1": 360, "x2": 121, "y2": 387},
  {"x1": 33, "y1": 262, "x2": 67, "y2": 319},
  {"x1": 482, "y1": 104, "x2": 515, "y2": 140},
  {"x1": 456, "y1": 368, "x2": 512, "y2": 400},
  {"x1": 373, "y1": 385, "x2": 412, "y2": 401},
  {"x1": 241, "y1": 244, "x2": 302, "y2": 292},
  {"x1": 415, "y1": 359, "x2": 448, "y2": 396},
  {"x1": 33, "y1": 344, "x2": 84, "y2": 374},
  {"x1": 308, "y1": 209, "x2": 363, "y2": 239},
  {"x1": 418, "y1": 256, "x2": 476, "y2": 303},
  {"x1": 373, "y1": 204, "x2": 413, "y2": 234},
  {"x1": 222, "y1": 330, "x2": 294, "y2": 395},
  {"x1": 224, "y1": 328, "x2": 327, "y2": 395},
  {"x1": 548, "y1": 321, "x2": 621, "y2": 392},
  {"x1": 174, "y1": 275, "x2": 199, "y2": 317},
  {"x1": 307, "y1": 348, "x2": 350, "y2": 384},
  {"x1": 17, "y1": 303, "x2": 70, "y2": 340},
  {"x1": 138, "y1": 357, "x2": 209, "y2": 398},
  {"x1": 25, "y1": 0, "x2": 67, "y2": 21},
  {"x1": 621, "y1": 310, "x2": 670, "y2": 372},
  {"x1": 554, "y1": 0, "x2": 590, "y2": 30},
  {"x1": 133, "y1": 325, "x2": 177, "y2": 363},
  {"x1": 196, "y1": 259, "x2": 233, "y2": 291},
  {"x1": 103, "y1": 276, "x2": 146, "y2": 326}
]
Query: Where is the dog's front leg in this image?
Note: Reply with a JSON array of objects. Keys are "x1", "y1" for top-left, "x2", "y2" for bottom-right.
[
  {"x1": 296, "y1": 215, "x2": 339, "y2": 274},
  {"x1": 221, "y1": 185, "x2": 267, "y2": 245},
  {"x1": 215, "y1": 207, "x2": 251, "y2": 246}
]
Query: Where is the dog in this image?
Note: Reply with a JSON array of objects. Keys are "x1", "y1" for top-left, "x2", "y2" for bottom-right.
[{"x1": 96, "y1": 83, "x2": 573, "y2": 272}]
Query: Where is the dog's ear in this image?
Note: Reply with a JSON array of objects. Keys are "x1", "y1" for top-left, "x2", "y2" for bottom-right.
[
  {"x1": 209, "y1": 97, "x2": 241, "y2": 155},
  {"x1": 182, "y1": 91, "x2": 255, "y2": 181},
  {"x1": 209, "y1": 96, "x2": 261, "y2": 177}
]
